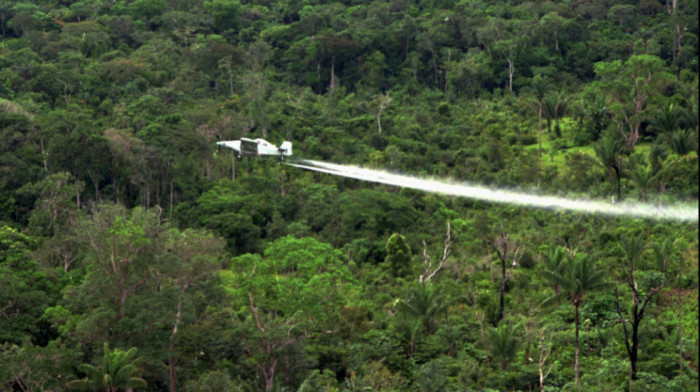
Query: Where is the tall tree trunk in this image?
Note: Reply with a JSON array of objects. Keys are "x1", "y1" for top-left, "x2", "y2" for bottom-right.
[
  {"x1": 507, "y1": 58, "x2": 514, "y2": 93},
  {"x1": 169, "y1": 292, "x2": 183, "y2": 392},
  {"x1": 169, "y1": 180, "x2": 174, "y2": 222},
  {"x1": 168, "y1": 342, "x2": 177, "y2": 392},
  {"x1": 444, "y1": 49, "x2": 451, "y2": 93},
  {"x1": 76, "y1": 185, "x2": 81, "y2": 209},
  {"x1": 538, "y1": 333, "x2": 550, "y2": 392},
  {"x1": 231, "y1": 151, "x2": 236, "y2": 181},
  {"x1": 119, "y1": 285, "x2": 127, "y2": 319},
  {"x1": 574, "y1": 303, "x2": 580, "y2": 385},
  {"x1": 539, "y1": 360, "x2": 545, "y2": 392},
  {"x1": 263, "y1": 358, "x2": 277, "y2": 392},
  {"x1": 675, "y1": 24, "x2": 683, "y2": 80},
  {"x1": 40, "y1": 135, "x2": 48, "y2": 172},
  {"x1": 678, "y1": 260, "x2": 683, "y2": 376},
  {"x1": 538, "y1": 104, "x2": 542, "y2": 158},
  {"x1": 430, "y1": 48, "x2": 438, "y2": 86},
  {"x1": 630, "y1": 298, "x2": 640, "y2": 386},
  {"x1": 614, "y1": 165, "x2": 622, "y2": 202},
  {"x1": 616, "y1": 273, "x2": 663, "y2": 392},
  {"x1": 330, "y1": 55, "x2": 336, "y2": 90},
  {"x1": 498, "y1": 259, "x2": 506, "y2": 323}
]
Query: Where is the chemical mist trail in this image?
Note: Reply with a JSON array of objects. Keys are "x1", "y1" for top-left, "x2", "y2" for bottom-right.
[{"x1": 286, "y1": 159, "x2": 698, "y2": 223}]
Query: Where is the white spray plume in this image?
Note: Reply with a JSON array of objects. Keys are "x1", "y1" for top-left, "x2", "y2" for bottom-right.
[{"x1": 286, "y1": 159, "x2": 698, "y2": 223}]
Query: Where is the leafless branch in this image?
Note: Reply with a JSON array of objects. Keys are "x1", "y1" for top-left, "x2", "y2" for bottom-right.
[
  {"x1": 614, "y1": 286, "x2": 633, "y2": 358},
  {"x1": 1, "y1": 300, "x2": 18, "y2": 319},
  {"x1": 249, "y1": 293, "x2": 265, "y2": 333},
  {"x1": 419, "y1": 222, "x2": 453, "y2": 284},
  {"x1": 506, "y1": 246, "x2": 520, "y2": 283}
]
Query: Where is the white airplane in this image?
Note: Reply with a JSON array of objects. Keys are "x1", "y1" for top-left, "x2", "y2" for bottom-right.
[{"x1": 217, "y1": 138, "x2": 292, "y2": 161}]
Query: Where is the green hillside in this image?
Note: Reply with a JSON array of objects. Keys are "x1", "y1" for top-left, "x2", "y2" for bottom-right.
[{"x1": 0, "y1": 1, "x2": 698, "y2": 391}]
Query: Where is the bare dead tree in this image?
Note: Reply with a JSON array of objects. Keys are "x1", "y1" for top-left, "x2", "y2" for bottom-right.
[
  {"x1": 419, "y1": 222, "x2": 453, "y2": 284},
  {"x1": 483, "y1": 221, "x2": 520, "y2": 323},
  {"x1": 376, "y1": 92, "x2": 392, "y2": 134},
  {"x1": 666, "y1": 0, "x2": 685, "y2": 79},
  {"x1": 1, "y1": 299, "x2": 19, "y2": 319},
  {"x1": 615, "y1": 281, "x2": 665, "y2": 391},
  {"x1": 537, "y1": 328, "x2": 554, "y2": 392}
]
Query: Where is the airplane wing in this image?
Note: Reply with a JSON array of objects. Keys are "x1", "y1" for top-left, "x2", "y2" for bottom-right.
[
  {"x1": 217, "y1": 140, "x2": 241, "y2": 151},
  {"x1": 240, "y1": 138, "x2": 258, "y2": 155}
]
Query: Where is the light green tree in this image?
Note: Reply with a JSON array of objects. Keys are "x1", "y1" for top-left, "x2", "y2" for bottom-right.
[
  {"x1": 68, "y1": 343, "x2": 146, "y2": 392},
  {"x1": 222, "y1": 236, "x2": 357, "y2": 392},
  {"x1": 158, "y1": 228, "x2": 224, "y2": 392},
  {"x1": 79, "y1": 204, "x2": 164, "y2": 320}
]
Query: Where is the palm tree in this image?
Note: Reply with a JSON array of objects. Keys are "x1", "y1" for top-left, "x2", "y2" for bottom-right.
[
  {"x1": 523, "y1": 74, "x2": 552, "y2": 158},
  {"x1": 584, "y1": 96, "x2": 609, "y2": 142},
  {"x1": 548, "y1": 139, "x2": 567, "y2": 163},
  {"x1": 415, "y1": 360, "x2": 447, "y2": 392},
  {"x1": 542, "y1": 94, "x2": 557, "y2": 135},
  {"x1": 542, "y1": 254, "x2": 608, "y2": 385},
  {"x1": 662, "y1": 128, "x2": 695, "y2": 155},
  {"x1": 594, "y1": 133, "x2": 624, "y2": 201},
  {"x1": 648, "y1": 103, "x2": 687, "y2": 137},
  {"x1": 485, "y1": 321, "x2": 521, "y2": 371},
  {"x1": 648, "y1": 141, "x2": 668, "y2": 177},
  {"x1": 553, "y1": 91, "x2": 569, "y2": 138},
  {"x1": 398, "y1": 283, "x2": 449, "y2": 335},
  {"x1": 68, "y1": 343, "x2": 147, "y2": 392},
  {"x1": 652, "y1": 238, "x2": 674, "y2": 274},
  {"x1": 541, "y1": 246, "x2": 568, "y2": 294},
  {"x1": 652, "y1": 239, "x2": 683, "y2": 375},
  {"x1": 628, "y1": 154, "x2": 654, "y2": 202}
]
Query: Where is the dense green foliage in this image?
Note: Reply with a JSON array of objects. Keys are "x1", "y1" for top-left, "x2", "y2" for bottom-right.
[{"x1": 0, "y1": 0, "x2": 698, "y2": 391}]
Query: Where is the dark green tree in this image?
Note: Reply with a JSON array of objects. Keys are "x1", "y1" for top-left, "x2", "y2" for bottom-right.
[
  {"x1": 0, "y1": 226, "x2": 52, "y2": 345},
  {"x1": 593, "y1": 55, "x2": 673, "y2": 152},
  {"x1": 385, "y1": 233, "x2": 411, "y2": 278},
  {"x1": 662, "y1": 129, "x2": 696, "y2": 155},
  {"x1": 398, "y1": 283, "x2": 448, "y2": 335},
  {"x1": 485, "y1": 321, "x2": 521, "y2": 371},
  {"x1": 648, "y1": 103, "x2": 688, "y2": 138},
  {"x1": 594, "y1": 132, "x2": 624, "y2": 201}
]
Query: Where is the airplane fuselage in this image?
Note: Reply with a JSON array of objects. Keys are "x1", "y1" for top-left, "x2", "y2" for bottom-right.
[{"x1": 217, "y1": 138, "x2": 292, "y2": 161}]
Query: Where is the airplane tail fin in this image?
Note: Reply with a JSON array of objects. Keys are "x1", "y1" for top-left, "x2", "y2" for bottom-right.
[{"x1": 280, "y1": 141, "x2": 292, "y2": 156}]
